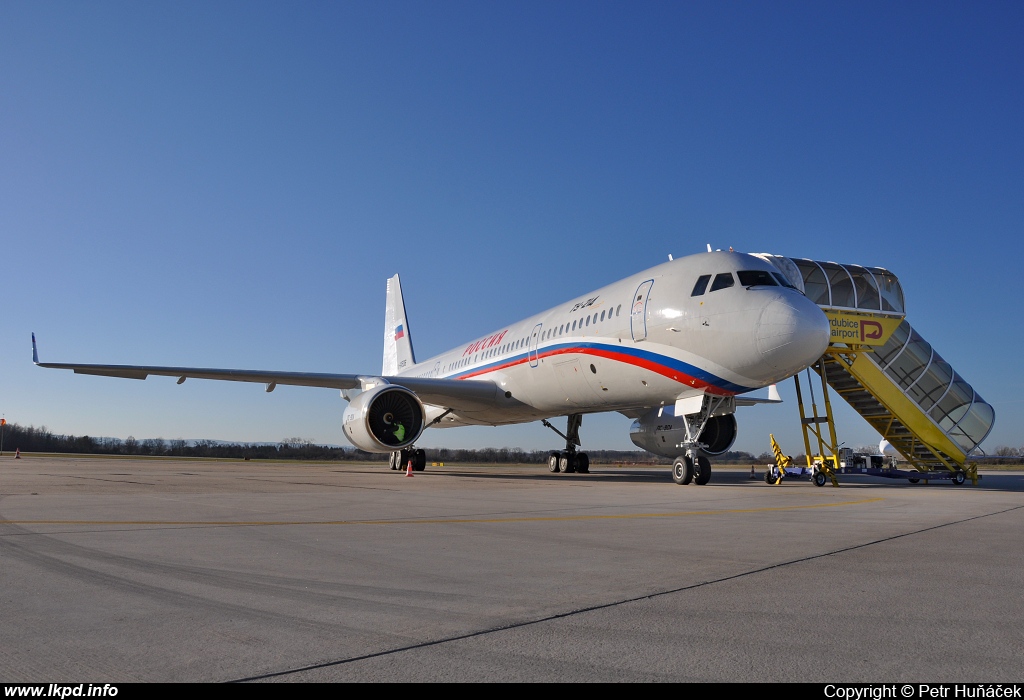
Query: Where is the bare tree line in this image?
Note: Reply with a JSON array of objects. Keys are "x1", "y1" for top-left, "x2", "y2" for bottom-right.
[
  {"x1": 5, "y1": 422, "x2": 1016, "y2": 465},
  {"x1": 0, "y1": 421, "x2": 768, "y2": 464}
]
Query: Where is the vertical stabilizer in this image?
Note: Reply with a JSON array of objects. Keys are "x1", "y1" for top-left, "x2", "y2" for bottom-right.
[{"x1": 382, "y1": 274, "x2": 417, "y2": 375}]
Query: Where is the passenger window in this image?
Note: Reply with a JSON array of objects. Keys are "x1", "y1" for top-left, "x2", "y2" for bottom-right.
[
  {"x1": 710, "y1": 273, "x2": 735, "y2": 292},
  {"x1": 737, "y1": 270, "x2": 778, "y2": 287},
  {"x1": 586, "y1": 317, "x2": 590, "y2": 327},
  {"x1": 616, "y1": 304, "x2": 621, "y2": 316},
  {"x1": 600, "y1": 310, "x2": 605, "y2": 322},
  {"x1": 572, "y1": 320, "x2": 577, "y2": 331},
  {"x1": 691, "y1": 275, "x2": 711, "y2": 296}
]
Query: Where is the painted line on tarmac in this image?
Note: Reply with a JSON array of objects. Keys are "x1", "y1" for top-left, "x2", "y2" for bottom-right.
[
  {"x1": 229, "y1": 502, "x2": 1024, "y2": 683},
  {"x1": 0, "y1": 497, "x2": 883, "y2": 527}
]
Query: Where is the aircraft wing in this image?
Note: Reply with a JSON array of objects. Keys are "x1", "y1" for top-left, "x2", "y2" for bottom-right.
[{"x1": 32, "y1": 334, "x2": 500, "y2": 411}]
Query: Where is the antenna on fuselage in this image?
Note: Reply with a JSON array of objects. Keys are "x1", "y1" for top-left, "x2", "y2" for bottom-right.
[
  {"x1": 706, "y1": 244, "x2": 712, "y2": 252},
  {"x1": 668, "y1": 254, "x2": 673, "y2": 261}
]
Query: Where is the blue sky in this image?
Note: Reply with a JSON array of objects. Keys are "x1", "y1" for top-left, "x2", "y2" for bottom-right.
[{"x1": 2, "y1": 1, "x2": 1021, "y2": 455}]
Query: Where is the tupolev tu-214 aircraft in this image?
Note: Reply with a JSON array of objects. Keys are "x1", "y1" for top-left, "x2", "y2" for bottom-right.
[{"x1": 33, "y1": 249, "x2": 830, "y2": 486}]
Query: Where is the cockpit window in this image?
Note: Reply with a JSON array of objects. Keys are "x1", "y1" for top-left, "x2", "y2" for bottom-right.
[
  {"x1": 771, "y1": 271, "x2": 798, "y2": 290},
  {"x1": 737, "y1": 270, "x2": 778, "y2": 287},
  {"x1": 691, "y1": 274, "x2": 711, "y2": 296},
  {"x1": 709, "y1": 272, "x2": 735, "y2": 292}
]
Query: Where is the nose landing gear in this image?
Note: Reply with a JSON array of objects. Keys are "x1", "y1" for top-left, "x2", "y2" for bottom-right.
[{"x1": 670, "y1": 395, "x2": 727, "y2": 486}]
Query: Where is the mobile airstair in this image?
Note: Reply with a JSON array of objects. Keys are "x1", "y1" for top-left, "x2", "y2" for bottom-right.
[{"x1": 754, "y1": 255, "x2": 995, "y2": 486}]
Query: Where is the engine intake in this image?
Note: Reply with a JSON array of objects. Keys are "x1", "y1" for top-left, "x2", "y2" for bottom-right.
[
  {"x1": 342, "y1": 384, "x2": 424, "y2": 452},
  {"x1": 629, "y1": 409, "x2": 737, "y2": 458},
  {"x1": 697, "y1": 414, "x2": 738, "y2": 455}
]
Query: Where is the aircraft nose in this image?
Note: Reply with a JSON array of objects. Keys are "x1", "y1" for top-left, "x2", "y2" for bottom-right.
[{"x1": 755, "y1": 295, "x2": 830, "y2": 374}]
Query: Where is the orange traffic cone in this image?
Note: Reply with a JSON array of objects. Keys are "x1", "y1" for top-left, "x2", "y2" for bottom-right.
[
  {"x1": 405, "y1": 459, "x2": 414, "y2": 477},
  {"x1": 15, "y1": 448, "x2": 21, "y2": 459}
]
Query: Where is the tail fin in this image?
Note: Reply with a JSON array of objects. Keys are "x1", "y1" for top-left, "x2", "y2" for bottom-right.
[{"x1": 382, "y1": 274, "x2": 417, "y2": 375}]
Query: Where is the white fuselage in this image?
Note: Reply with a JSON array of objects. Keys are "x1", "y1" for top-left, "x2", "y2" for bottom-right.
[{"x1": 396, "y1": 251, "x2": 830, "y2": 427}]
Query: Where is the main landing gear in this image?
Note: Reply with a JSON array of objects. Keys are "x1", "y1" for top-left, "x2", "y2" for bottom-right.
[
  {"x1": 542, "y1": 414, "x2": 590, "y2": 474},
  {"x1": 389, "y1": 448, "x2": 426, "y2": 472}
]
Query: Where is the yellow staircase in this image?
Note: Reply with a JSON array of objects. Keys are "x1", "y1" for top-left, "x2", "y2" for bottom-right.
[
  {"x1": 818, "y1": 349, "x2": 966, "y2": 472},
  {"x1": 755, "y1": 254, "x2": 994, "y2": 482}
]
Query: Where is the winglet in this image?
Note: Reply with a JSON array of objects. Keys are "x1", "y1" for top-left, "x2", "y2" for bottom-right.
[{"x1": 32, "y1": 333, "x2": 39, "y2": 364}]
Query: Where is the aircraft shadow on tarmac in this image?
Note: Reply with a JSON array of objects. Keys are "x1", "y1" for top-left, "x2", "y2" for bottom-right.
[{"x1": 385, "y1": 466, "x2": 1024, "y2": 492}]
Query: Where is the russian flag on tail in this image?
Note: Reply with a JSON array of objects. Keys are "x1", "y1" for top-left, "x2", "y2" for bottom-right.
[{"x1": 394, "y1": 324, "x2": 405, "y2": 341}]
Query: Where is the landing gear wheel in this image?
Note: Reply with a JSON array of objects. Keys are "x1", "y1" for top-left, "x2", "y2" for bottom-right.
[
  {"x1": 559, "y1": 453, "x2": 576, "y2": 474},
  {"x1": 813, "y1": 471, "x2": 827, "y2": 487},
  {"x1": 693, "y1": 456, "x2": 712, "y2": 485},
  {"x1": 389, "y1": 451, "x2": 400, "y2": 470},
  {"x1": 951, "y1": 470, "x2": 965, "y2": 486},
  {"x1": 576, "y1": 453, "x2": 590, "y2": 474},
  {"x1": 548, "y1": 452, "x2": 561, "y2": 473},
  {"x1": 398, "y1": 448, "x2": 414, "y2": 471},
  {"x1": 413, "y1": 448, "x2": 427, "y2": 471},
  {"x1": 672, "y1": 456, "x2": 693, "y2": 485}
]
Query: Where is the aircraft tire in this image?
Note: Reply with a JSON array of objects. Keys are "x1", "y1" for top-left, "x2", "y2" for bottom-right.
[
  {"x1": 672, "y1": 456, "x2": 693, "y2": 485},
  {"x1": 389, "y1": 451, "x2": 399, "y2": 470},
  {"x1": 414, "y1": 448, "x2": 426, "y2": 471},
  {"x1": 548, "y1": 453, "x2": 561, "y2": 473},
  {"x1": 559, "y1": 453, "x2": 576, "y2": 474},
  {"x1": 694, "y1": 456, "x2": 712, "y2": 485},
  {"x1": 576, "y1": 453, "x2": 590, "y2": 474}
]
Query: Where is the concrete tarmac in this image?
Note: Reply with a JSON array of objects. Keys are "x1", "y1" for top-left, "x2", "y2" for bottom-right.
[{"x1": 1, "y1": 455, "x2": 1022, "y2": 682}]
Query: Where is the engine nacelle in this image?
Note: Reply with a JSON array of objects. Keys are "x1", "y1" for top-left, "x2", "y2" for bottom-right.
[
  {"x1": 629, "y1": 409, "x2": 738, "y2": 458},
  {"x1": 342, "y1": 384, "x2": 424, "y2": 452}
]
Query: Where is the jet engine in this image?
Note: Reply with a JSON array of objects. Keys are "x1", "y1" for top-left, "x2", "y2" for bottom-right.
[
  {"x1": 342, "y1": 384, "x2": 424, "y2": 452},
  {"x1": 629, "y1": 409, "x2": 737, "y2": 459}
]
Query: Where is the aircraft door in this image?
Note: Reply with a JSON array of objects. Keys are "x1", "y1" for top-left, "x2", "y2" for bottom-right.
[
  {"x1": 630, "y1": 280, "x2": 654, "y2": 341},
  {"x1": 528, "y1": 323, "x2": 543, "y2": 368}
]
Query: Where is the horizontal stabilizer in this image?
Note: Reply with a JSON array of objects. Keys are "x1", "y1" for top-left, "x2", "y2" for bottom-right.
[{"x1": 735, "y1": 384, "x2": 783, "y2": 406}]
